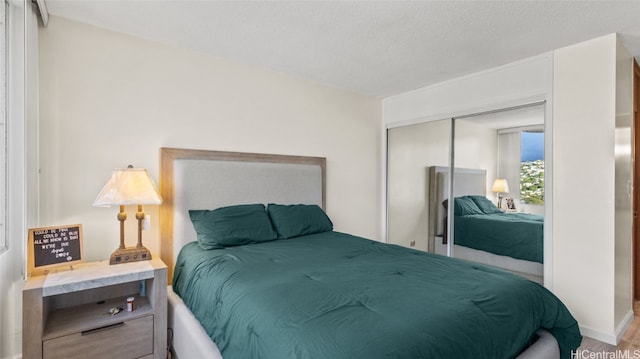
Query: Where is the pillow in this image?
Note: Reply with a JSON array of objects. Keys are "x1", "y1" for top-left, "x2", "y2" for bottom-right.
[
  {"x1": 267, "y1": 204, "x2": 333, "y2": 239},
  {"x1": 454, "y1": 197, "x2": 484, "y2": 216},
  {"x1": 443, "y1": 197, "x2": 484, "y2": 216},
  {"x1": 467, "y1": 195, "x2": 502, "y2": 214},
  {"x1": 189, "y1": 204, "x2": 278, "y2": 249}
]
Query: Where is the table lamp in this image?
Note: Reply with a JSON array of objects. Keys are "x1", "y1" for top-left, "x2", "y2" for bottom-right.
[
  {"x1": 491, "y1": 178, "x2": 510, "y2": 209},
  {"x1": 93, "y1": 166, "x2": 162, "y2": 264}
]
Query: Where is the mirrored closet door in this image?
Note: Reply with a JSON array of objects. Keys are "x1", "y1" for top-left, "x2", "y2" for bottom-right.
[
  {"x1": 450, "y1": 105, "x2": 545, "y2": 283},
  {"x1": 386, "y1": 103, "x2": 546, "y2": 283}
]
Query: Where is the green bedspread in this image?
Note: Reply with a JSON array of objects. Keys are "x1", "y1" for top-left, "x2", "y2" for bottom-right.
[
  {"x1": 173, "y1": 231, "x2": 580, "y2": 359},
  {"x1": 454, "y1": 212, "x2": 544, "y2": 263}
]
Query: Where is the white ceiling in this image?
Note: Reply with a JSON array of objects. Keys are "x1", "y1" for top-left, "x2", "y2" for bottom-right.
[{"x1": 44, "y1": 0, "x2": 640, "y2": 98}]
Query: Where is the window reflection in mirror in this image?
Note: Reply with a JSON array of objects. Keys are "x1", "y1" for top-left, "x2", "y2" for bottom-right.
[{"x1": 520, "y1": 130, "x2": 545, "y2": 207}]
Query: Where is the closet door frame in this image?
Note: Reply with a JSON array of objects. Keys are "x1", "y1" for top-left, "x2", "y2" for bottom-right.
[{"x1": 384, "y1": 97, "x2": 553, "y2": 289}]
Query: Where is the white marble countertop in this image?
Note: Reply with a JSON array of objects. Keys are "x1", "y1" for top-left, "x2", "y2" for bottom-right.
[{"x1": 35, "y1": 258, "x2": 163, "y2": 297}]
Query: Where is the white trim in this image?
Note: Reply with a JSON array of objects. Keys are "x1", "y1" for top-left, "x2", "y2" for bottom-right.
[
  {"x1": 6, "y1": 0, "x2": 25, "y2": 259},
  {"x1": 0, "y1": 2, "x2": 35, "y2": 357},
  {"x1": 615, "y1": 310, "x2": 635, "y2": 344},
  {"x1": 0, "y1": 0, "x2": 7, "y2": 256},
  {"x1": 579, "y1": 309, "x2": 633, "y2": 346},
  {"x1": 497, "y1": 125, "x2": 544, "y2": 135},
  {"x1": 381, "y1": 126, "x2": 388, "y2": 242},
  {"x1": 34, "y1": 0, "x2": 47, "y2": 26},
  {"x1": 447, "y1": 119, "x2": 455, "y2": 257},
  {"x1": 383, "y1": 52, "x2": 553, "y2": 126},
  {"x1": 25, "y1": 0, "x2": 38, "y2": 234},
  {"x1": 385, "y1": 94, "x2": 547, "y2": 130},
  {"x1": 579, "y1": 326, "x2": 617, "y2": 346},
  {"x1": 543, "y1": 55, "x2": 554, "y2": 291}
]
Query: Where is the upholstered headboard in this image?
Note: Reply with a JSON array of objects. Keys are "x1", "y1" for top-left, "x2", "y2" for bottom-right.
[
  {"x1": 427, "y1": 166, "x2": 486, "y2": 251},
  {"x1": 159, "y1": 148, "x2": 326, "y2": 281}
]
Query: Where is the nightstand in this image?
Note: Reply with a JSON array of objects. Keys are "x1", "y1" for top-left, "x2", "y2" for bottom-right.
[{"x1": 22, "y1": 258, "x2": 167, "y2": 359}]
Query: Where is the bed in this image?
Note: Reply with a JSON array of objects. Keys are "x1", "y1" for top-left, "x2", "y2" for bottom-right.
[
  {"x1": 451, "y1": 199, "x2": 544, "y2": 262},
  {"x1": 428, "y1": 166, "x2": 544, "y2": 282},
  {"x1": 160, "y1": 148, "x2": 581, "y2": 359}
]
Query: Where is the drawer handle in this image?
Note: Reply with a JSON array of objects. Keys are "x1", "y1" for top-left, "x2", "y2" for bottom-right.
[{"x1": 81, "y1": 322, "x2": 124, "y2": 336}]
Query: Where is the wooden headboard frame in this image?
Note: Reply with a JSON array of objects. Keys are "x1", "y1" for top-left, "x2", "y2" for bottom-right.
[{"x1": 159, "y1": 147, "x2": 326, "y2": 282}]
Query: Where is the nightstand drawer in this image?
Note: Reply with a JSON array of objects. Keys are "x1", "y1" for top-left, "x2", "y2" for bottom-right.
[{"x1": 43, "y1": 315, "x2": 154, "y2": 359}]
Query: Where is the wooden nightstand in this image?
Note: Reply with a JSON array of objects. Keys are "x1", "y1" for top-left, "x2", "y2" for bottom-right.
[{"x1": 22, "y1": 258, "x2": 167, "y2": 359}]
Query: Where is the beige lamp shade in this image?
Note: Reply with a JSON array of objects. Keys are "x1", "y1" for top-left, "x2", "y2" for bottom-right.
[
  {"x1": 93, "y1": 167, "x2": 162, "y2": 207},
  {"x1": 491, "y1": 178, "x2": 510, "y2": 194}
]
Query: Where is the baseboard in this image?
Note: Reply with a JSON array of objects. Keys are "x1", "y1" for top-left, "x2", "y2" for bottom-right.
[
  {"x1": 615, "y1": 310, "x2": 635, "y2": 343},
  {"x1": 579, "y1": 309, "x2": 634, "y2": 345},
  {"x1": 580, "y1": 326, "x2": 617, "y2": 345}
]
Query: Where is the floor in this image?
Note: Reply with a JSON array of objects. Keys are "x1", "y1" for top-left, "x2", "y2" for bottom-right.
[{"x1": 578, "y1": 301, "x2": 640, "y2": 354}]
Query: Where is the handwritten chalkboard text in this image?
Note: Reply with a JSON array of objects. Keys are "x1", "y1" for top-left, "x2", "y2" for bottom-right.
[{"x1": 29, "y1": 225, "x2": 83, "y2": 270}]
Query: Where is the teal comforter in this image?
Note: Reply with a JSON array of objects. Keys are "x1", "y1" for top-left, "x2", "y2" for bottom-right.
[
  {"x1": 173, "y1": 231, "x2": 580, "y2": 359},
  {"x1": 454, "y1": 212, "x2": 544, "y2": 263}
]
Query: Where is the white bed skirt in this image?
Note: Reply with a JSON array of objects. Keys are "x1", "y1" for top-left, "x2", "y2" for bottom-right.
[
  {"x1": 167, "y1": 286, "x2": 558, "y2": 359},
  {"x1": 434, "y1": 238, "x2": 543, "y2": 283}
]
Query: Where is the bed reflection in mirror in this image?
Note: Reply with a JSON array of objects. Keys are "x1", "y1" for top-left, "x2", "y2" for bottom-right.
[{"x1": 387, "y1": 104, "x2": 545, "y2": 284}]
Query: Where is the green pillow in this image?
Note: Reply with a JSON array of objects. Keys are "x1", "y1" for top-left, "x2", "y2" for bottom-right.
[
  {"x1": 450, "y1": 197, "x2": 484, "y2": 216},
  {"x1": 267, "y1": 204, "x2": 333, "y2": 239},
  {"x1": 189, "y1": 204, "x2": 278, "y2": 249},
  {"x1": 467, "y1": 195, "x2": 502, "y2": 214}
]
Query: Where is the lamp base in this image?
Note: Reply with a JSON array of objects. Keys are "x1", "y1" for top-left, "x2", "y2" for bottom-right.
[{"x1": 109, "y1": 246, "x2": 152, "y2": 265}]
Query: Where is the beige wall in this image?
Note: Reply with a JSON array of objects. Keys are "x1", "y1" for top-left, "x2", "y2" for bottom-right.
[
  {"x1": 454, "y1": 119, "x2": 499, "y2": 195},
  {"x1": 38, "y1": 17, "x2": 382, "y2": 262},
  {"x1": 387, "y1": 119, "x2": 451, "y2": 250}
]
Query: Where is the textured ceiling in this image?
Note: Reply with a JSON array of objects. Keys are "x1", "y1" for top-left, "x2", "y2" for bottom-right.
[{"x1": 44, "y1": 0, "x2": 640, "y2": 98}]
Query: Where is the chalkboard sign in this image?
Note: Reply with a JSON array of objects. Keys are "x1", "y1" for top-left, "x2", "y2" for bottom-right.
[{"x1": 28, "y1": 224, "x2": 83, "y2": 275}]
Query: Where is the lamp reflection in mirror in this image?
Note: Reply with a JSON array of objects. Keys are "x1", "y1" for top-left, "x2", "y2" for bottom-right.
[
  {"x1": 93, "y1": 165, "x2": 162, "y2": 265},
  {"x1": 491, "y1": 178, "x2": 510, "y2": 209}
]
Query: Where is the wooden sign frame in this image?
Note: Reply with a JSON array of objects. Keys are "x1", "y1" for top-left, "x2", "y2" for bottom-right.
[{"x1": 27, "y1": 224, "x2": 84, "y2": 276}]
